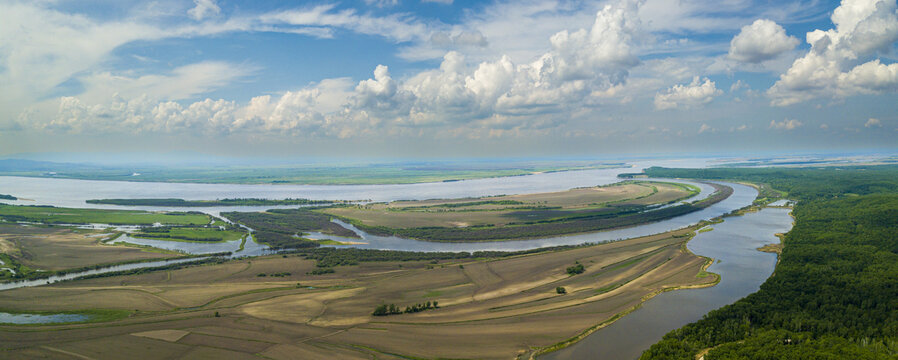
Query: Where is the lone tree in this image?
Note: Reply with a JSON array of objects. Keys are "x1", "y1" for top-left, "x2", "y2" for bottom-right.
[{"x1": 556, "y1": 286, "x2": 567, "y2": 294}]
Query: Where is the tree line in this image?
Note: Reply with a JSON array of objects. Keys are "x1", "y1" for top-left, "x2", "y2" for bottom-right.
[
  {"x1": 640, "y1": 165, "x2": 898, "y2": 359},
  {"x1": 372, "y1": 301, "x2": 439, "y2": 316}
]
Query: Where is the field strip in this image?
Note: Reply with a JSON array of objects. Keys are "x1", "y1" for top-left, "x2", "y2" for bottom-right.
[
  {"x1": 131, "y1": 329, "x2": 190, "y2": 342},
  {"x1": 39, "y1": 345, "x2": 95, "y2": 360},
  {"x1": 82, "y1": 287, "x2": 181, "y2": 308},
  {"x1": 297, "y1": 329, "x2": 347, "y2": 344}
]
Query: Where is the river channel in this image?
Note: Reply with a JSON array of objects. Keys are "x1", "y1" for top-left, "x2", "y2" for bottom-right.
[
  {"x1": 0, "y1": 159, "x2": 788, "y2": 335},
  {"x1": 542, "y1": 206, "x2": 794, "y2": 360}
]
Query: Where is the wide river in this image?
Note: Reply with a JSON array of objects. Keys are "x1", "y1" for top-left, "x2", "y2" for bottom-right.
[
  {"x1": 542, "y1": 207, "x2": 793, "y2": 360},
  {"x1": 0, "y1": 159, "x2": 712, "y2": 215},
  {"x1": 0, "y1": 158, "x2": 793, "y2": 350}
]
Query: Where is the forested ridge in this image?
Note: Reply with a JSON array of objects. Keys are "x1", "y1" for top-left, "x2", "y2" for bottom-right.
[{"x1": 641, "y1": 165, "x2": 898, "y2": 359}]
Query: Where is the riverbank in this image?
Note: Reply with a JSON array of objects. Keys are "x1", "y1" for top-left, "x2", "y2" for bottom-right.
[
  {"x1": 540, "y1": 206, "x2": 793, "y2": 359},
  {"x1": 0, "y1": 222, "x2": 721, "y2": 358}
]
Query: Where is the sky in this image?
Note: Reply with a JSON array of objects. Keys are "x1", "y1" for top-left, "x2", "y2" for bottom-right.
[{"x1": 0, "y1": 0, "x2": 896, "y2": 159}]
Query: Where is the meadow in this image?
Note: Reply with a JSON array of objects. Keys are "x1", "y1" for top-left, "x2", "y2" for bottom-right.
[
  {"x1": 323, "y1": 181, "x2": 697, "y2": 228},
  {"x1": 0, "y1": 204, "x2": 210, "y2": 225},
  {"x1": 0, "y1": 225, "x2": 179, "y2": 281},
  {"x1": 318, "y1": 182, "x2": 730, "y2": 242},
  {"x1": 132, "y1": 226, "x2": 247, "y2": 243}
]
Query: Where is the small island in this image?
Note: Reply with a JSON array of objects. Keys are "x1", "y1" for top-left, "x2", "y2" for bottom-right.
[
  {"x1": 86, "y1": 198, "x2": 348, "y2": 207},
  {"x1": 0, "y1": 194, "x2": 17, "y2": 200}
]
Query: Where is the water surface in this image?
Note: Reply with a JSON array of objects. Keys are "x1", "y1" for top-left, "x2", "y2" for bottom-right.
[
  {"x1": 0, "y1": 159, "x2": 713, "y2": 213},
  {"x1": 0, "y1": 312, "x2": 89, "y2": 324},
  {"x1": 542, "y1": 207, "x2": 794, "y2": 360}
]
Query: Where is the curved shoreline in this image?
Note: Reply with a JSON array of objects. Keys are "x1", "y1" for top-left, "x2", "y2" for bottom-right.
[
  {"x1": 333, "y1": 181, "x2": 730, "y2": 243},
  {"x1": 527, "y1": 225, "x2": 722, "y2": 359},
  {"x1": 537, "y1": 203, "x2": 794, "y2": 359}
]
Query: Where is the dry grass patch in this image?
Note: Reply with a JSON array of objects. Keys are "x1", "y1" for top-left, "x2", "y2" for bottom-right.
[
  {"x1": 131, "y1": 329, "x2": 190, "y2": 342},
  {"x1": 0, "y1": 225, "x2": 176, "y2": 271}
]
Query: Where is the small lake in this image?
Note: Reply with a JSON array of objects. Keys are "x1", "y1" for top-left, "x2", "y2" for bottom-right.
[
  {"x1": 0, "y1": 312, "x2": 89, "y2": 324},
  {"x1": 541, "y1": 206, "x2": 794, "y2": 360}
]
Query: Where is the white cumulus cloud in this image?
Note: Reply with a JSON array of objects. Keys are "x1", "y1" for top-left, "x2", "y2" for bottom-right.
[
  {"x1": 654, "y1": 77, "x2": 722, "y2": 110},
  {"x1": 31, "y1": 1, "x2": 646, "y2": 138},
  {"x1": 188, "y1": 0, "x2": 221, "y2": 21},
  {"x1": 769, "y1": 118, "x2": 803, "y2": 130},
  {"x1": 767, "y1": 0, "x2": 898, "y2": 106},
  {"x1": 728, "y1": 19, "x2": 799, "y2": 63}
]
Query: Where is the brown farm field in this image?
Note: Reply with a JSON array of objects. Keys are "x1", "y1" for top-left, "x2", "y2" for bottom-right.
[
  {"x1": 0, "y1": 224, "x2": 717, "y2": 360},
  {"x1": 321, "y1": 181, "x2": 696, "y2": 228},
  {"x1": 0, "y1": 225, "x2": 178, "y2": 272}
]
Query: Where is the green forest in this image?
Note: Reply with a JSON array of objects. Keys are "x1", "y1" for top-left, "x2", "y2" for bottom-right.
[{"x1": 640, "y1": 165, "x2": 898, "y2": 359}]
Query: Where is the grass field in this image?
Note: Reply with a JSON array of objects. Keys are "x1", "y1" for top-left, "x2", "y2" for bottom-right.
[
  {"x1": 0, "y1": 224, "x2": 717, "y2": 359},
  {"x1": 311, "y1": 181, "x2": 722, "y2": 241},
  {"x1": 132, "y1": 227, "x2": 247, "y2": 242},
  {"x1": 0, "y1": 225, "x2": 179, "y2": 279},
  {"x1": 321, "y1": 181, "x2": 696, "y2": 229},
  {"x1": 0, "y1": 204, "x2": 210, "y2": 225}
]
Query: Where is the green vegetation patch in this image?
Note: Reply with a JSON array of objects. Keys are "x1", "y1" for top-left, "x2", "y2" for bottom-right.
[
  {"x1": 595, "y1": 283, "x2": 622, "y2": 294},
  {"x1": 223, "y1": 208, "x2": 354, "y2": 249},
  {"x1": 0, "y1": 204, "x2": 210, "y2": 225},
  {"x1": 288, "y1": 243, "x2": 610, "y2": 269},
  {"x1": 566, "y1": 262, "x2": 585, "y2": 275},
  {"x1": 372, "y1": 301, "x2": 439, "y2": 316},
  {"x1": 87, "y1": 198, "x2": 343, "y2": 207},
  {"x1": 133, "y1": 226, "x2": 246, "y2": 242}
]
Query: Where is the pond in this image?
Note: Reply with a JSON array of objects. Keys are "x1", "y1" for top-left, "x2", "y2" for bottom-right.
[{"x1": 0, "y1": 312, "x2": 90, "y2": 325}]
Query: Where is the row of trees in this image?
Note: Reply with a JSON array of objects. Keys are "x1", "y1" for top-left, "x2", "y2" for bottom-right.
[
  {"x1": 288, "y1": 242, "x2": 612, "y2": 268},
  {"x1": 372, "y1": 301, "x2": 439, "y2": 316}
]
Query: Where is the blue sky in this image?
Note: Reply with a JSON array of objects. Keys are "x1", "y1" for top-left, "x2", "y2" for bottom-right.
[{"x1": 0, "y1": 0, "x2": 896, "y2": 159}]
